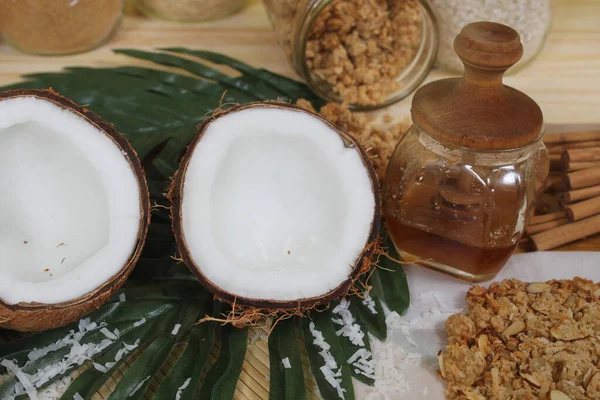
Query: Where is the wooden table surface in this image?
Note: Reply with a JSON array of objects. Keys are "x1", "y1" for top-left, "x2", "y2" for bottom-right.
[{"x1": 1, "y1": 0, "x2": 600, "y2": 256}]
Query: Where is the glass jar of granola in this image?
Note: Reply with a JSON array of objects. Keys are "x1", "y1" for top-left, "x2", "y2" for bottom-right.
[{"x1": 262, "y1": 0, "x2": 438, "y2": 110}]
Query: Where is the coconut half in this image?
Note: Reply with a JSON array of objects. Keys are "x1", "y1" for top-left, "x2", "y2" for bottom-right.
[
  {"x1": 171, "y1": 103, "x2": 380, "y2": 310},
  {"x1": 0, "y1": 89, "x2": 150, "y2": 331}
]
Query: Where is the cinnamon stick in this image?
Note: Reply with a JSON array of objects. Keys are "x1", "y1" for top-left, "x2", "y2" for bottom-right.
[
  {"x1": 544, "y1": 131, "x2": 600, "y2": 144},
  {"x1": 546, "y1": 140, "x2": 600, "y2": 154},
  {"x1": 525, "y1": 217, "x2": 569, "y2": 236},
  {"x1": 562, "y1": 148, "x2": 600, "y2": 164},
  {"x1": 546, "y1": 174, "x2": 568, "y2": 192},
  {"x1": 531, "y1": 213, "x2": 600, "y2": 251},
  {"x1": 563, "y1": 184, "x2": 600, "y2": 203},
  {"x1": 565, "y1": 196, "x2": 600, "y2": 222},
  {"x1": 549, "y1": 154, "x2": 562, "y2": 171},
  {"x1": 565, "y1": 167, "x2": 600, "y2": 190},
  {"x1": 565, "y1": 161, "x2": 600, "y2": 172},
  {"x1": 529, "y1": 211, "x2": 565, "y2": 225}
]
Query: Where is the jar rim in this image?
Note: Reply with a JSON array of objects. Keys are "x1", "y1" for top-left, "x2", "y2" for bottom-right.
[
  {"x1": 291, "y1": 0, "x2": 440, "y2": 111},
  {"x1": 413, "y1": 123, "x2": 546, "y2": 166}
]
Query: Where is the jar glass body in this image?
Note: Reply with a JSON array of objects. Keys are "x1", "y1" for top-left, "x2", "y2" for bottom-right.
[
  {"x1": 430, "y1": 0, "x2": 553, "y2": 73},
  {"x1": 262, "y1": 0, "x2": 438, "y2": 110},
  {"x1": 383, "y1": 124, "x2": 546, "y2": 281},
  {"x1": 134, "y1": 0, "x2": 246, "y2": 22},
  {"x1": 1, "y1": 0, "x2": 124, "y2": 56}
]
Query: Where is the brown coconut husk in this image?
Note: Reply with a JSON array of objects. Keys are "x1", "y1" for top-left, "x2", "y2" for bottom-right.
[{"x1": 0, "y1": 89, "x2": 151, "y2": 332}]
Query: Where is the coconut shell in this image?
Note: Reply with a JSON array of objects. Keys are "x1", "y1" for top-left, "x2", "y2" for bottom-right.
[
  {"x1": 0, "y1": 89, "x2": 150, "y2": 332},
  {"x1": 170, "y1": 101, "x2": 381, "y2": 311}
]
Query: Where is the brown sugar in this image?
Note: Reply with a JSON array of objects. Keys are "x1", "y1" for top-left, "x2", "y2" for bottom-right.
[
  {"x1": 305, "y1": 0, "x2": 422, "y2": 106},
  {"x1": 0, "y1": 0, "x2": 123, "y2": 55}
]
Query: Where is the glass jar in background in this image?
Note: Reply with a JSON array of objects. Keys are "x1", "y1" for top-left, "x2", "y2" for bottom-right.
[
  {"x1": 383, "y1": 22, "x2": 548, "y2": 282},
  {"x1": 262, "y1": 0, "x2": 438, "y2": 110},
  {"x1": 429, "y1": 0, "x2": 552, "y2": 73},
  {"x1": 1, "y1": 0, "x2": 124, "y2": 56},
  {"x1": 134, "y1": 0, "x2": 246, "y2": 22}
]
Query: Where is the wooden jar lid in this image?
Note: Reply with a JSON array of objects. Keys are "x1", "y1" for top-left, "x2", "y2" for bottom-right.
[{"x1": 411, "y1": 22, "x2": 543, "y2": 150}]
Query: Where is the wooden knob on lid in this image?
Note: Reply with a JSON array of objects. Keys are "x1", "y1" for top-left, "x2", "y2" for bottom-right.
[
  {"x1": 454, "y1": 21, "x2": 523, "y2": 71},
  {"x1": 454, "y1": 22, "x2": 524, "y2": 87},
  {"x1": 410, "y1": 21, "x2": 543, "y2": 150}
]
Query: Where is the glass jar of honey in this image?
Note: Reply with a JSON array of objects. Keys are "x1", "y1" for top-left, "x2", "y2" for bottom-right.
[{"x1": 382, "y1": 22, "x2": 548, "y2": 282}]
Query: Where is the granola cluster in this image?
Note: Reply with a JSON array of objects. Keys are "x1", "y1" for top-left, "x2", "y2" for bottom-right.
[
  {"x1": 296, "y1": 99, "x2": 409, "y2": 180},
  {"x1": 441, "y1": 278, "x2": 600, "y2": 400},
  {"x1": 306, "y1": 0, "x2": 422, "y2": 106}
]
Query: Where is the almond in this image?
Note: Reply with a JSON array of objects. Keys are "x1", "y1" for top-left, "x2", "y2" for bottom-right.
[
  {"x1": 583, "y1": 367, "x2": 595, "y2": 388},
  {"x1": 438, "y1": 350, "x2": 446, "y2": 379},
  {"x1": 549, "y1": 390, "x2": 571, "y2": 400},
  {"x1": 527, "y1": 282, "x2": 552, "y2": 293},
  {"x1": 586, "y1": 371, "x2": 600, "y2": 397},
  {"x1": 550, "y1": 325, "x2": 586, "y2": 341},
  {"x1": 502, "y1": 320, "x2": 525, "y2": 337},
  {"x1": 521, "y1": 372, "x2": 541, "y2": 388},
  {"x1": 463, "y1": 391, "x2": 486, "y2": 400},
  {"x1": 478, "y1": 334, "x2": 489, "y2": 354}
]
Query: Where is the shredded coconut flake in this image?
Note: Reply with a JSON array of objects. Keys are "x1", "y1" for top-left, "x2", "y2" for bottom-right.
[
  {"x1": 133, "y1": 318, "x2": 146, "y2": 327},
  {"x1": 101, "y1": 327, "x2": 118, "y2": 341},
  {"x1": 93, "y1": 362, "x2": 108, "y2": 373},
  {"x1": 331, "y1": 298, "x2": 377, "y2": 380},
  {"x1": 8, "y1": 317, "x2": 115, "y2": 395},
  {"x1": 175, "y1": 377, "x2": 192, "y2": 400},
  {"x1": 405, "y1": 336, "x2": 419, "y2": 348},
  {"x1": 281, "y1": 357, "x2": 292, "y2": 369},
  {"x1": 172, "y1": 324, "x2": 182, "y2": 335},
  {"x1": 2, "y1": 359, "x2": 37, "y2": 400},
  {"x1": 365, "y1": 337, "x2": 422, "y2": 399},
  {"x1": 37, "y1": 375, "x2": 72, "y2": 399},
  {"x1": 309, "y1": 322, "x2": 346, "y2": 399},
  {"x1": 362, "y1": 292, "x2": 378, "y2": 314},
  {"x1": 129, "y1": 375, "x2": 151, "y2": 397},
  {"x1": 123, "y1": 339, "x2": 141, "y2": 351},
  {"x1": 347, "y1": 348, "x2": 375, "y2": 379},
  {"x1": 249, "y1": 330, "x2": 267, "y2": 345},
  {"x1": 332, "y1": 299, "x2": 365, "y2": 347},
  {"x1": 365, "y1": 299, "x2": 456, "y2": 399},
  {"x1": 28, "y1": 318, "x2": 99, "y2": 362},
  {"x1": 115, "y1": 339, "x2": 140, "y2": 363}
]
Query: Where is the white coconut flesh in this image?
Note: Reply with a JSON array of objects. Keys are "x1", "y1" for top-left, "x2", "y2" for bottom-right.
[
  {"x1": 0, "y1": 97, "x2": 142, "y2": 305},
  {"x1": 181, "y1": 107, "x2": 376, "y2": 302}
]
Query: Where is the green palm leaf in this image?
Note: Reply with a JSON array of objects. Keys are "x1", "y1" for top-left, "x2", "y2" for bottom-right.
[{"x1": 268, "y1": 318, "x2": 306, "y2": 400}]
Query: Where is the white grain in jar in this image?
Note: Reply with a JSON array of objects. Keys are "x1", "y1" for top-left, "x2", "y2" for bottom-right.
[
  {"x1": 430, "y1": 0, "x2": 552, "y2": 73},
  {"x1": 135, "y1": 0, "x2": 246, "y2": 22}
]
